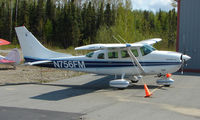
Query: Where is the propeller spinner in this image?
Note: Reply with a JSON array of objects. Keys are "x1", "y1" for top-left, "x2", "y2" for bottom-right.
[{"x1": 180, "y1": 54, "x2": 191, "y2": 74}]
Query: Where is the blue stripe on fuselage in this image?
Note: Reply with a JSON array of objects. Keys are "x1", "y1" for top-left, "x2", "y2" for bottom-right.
[{"x1": 24, "y1": 57, "x2": 181, "y2": 68}]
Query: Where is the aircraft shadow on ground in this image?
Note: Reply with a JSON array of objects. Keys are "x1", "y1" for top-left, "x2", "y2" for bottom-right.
[
  {"x1": 30, "y1": 76, "x2": 161, "y2": 101},
  {"x1": 0, "y1": 75, "x2": 161, "y2": 101},
  {"x1": 30, "y1": 76, "x2": 113, "y2": 101}
]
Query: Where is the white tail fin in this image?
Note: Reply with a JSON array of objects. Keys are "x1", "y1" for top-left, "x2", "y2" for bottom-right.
[
  {"x1": 15, "y1": 26, "x2": 71, "y2": 62},
  {"x1": 5, "y1": 48, "x2": 21, "y2": 64}
]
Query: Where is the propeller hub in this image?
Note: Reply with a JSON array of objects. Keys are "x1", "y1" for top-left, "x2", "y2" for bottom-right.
[{"x1": 182, "y1": 55, "x2": 191, "y2": 61}]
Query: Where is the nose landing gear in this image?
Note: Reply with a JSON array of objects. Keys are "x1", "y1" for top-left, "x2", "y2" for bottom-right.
[{"x1": 156, "y1": 73, "x2": 174, "y2": 87}]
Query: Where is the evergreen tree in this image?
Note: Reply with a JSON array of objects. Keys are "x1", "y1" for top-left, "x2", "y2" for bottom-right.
[{"x1": 104, "y1": 3, "x2": 111, "y2": 27}]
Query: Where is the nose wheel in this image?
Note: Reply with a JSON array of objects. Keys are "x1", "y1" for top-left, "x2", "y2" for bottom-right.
[{"x1": 156, "y1": 73, "x2": 174, "y2": 87}]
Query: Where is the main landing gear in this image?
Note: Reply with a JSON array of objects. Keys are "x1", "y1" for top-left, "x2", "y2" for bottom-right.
[{"x1": 109, "y1": 74, "x2": 129, "y2": 89}]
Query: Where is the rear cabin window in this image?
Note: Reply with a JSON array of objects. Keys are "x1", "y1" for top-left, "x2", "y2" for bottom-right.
[
  {"x1": 121, "y1": 49, "x2": 139, "y2": 58},
  {"x1": 97, "y1": 53, "x2": 104, "y2": 59},
  {"x1": 108, "y1": 51, "x2": 118, "y2": 59},
  {"x1": 86, "y1": 52, "x2": 94, "y2": 58}
]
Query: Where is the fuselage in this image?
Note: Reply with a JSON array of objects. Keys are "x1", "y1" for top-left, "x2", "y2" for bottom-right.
[
  {"x1": 24, "y1": 45, "x2": 186, "y2": 76},
  {"x1": 15, "y1": 26, "x2": 191, "y2": 78}
]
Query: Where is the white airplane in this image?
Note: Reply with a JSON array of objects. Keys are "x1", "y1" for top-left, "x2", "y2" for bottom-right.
[
  {"x1": 0, "y1": 39, "x2": 20, "y2": 69},
  {"x1": 15, "y1": 26, "x2": 191, "y2": 89}
]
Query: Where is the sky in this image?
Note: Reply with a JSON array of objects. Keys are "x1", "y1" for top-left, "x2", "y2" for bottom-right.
[{"x1": 131, "y1": 0, "x2": 175, "y2": 12}]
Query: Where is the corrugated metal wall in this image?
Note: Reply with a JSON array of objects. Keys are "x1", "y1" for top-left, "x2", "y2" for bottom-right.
[{"x1": 179, "y1": 0, "x2": 200, "y2": 70}]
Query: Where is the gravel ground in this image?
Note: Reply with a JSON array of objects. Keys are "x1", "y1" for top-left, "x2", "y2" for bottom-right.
[{"x1": 0, "y1": 49, "x2": 83, "y2": 84}]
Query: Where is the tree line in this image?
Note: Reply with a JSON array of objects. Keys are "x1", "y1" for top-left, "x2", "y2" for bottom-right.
[{"x1": 0, "y1": 0, "x2": 177, "y2": 50}]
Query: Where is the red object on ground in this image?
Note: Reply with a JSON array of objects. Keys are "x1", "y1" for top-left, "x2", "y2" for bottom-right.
[
  {"x1": 0, "y1": 39, "x2": 10, "y2": 46},
  {"x1": 166, "y1": 73, "x2": 172, "y2": 78}
]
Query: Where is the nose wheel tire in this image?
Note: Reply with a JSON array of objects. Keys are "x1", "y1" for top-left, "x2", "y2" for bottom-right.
[{"x1": 117, "y1": 88, "x2": 126, "y2": 90}]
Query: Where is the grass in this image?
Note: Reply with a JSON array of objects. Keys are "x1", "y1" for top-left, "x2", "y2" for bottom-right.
[
  {"x1": 0, "y1": 44, "x2": 20, "y2": 50},
  {"x1": 47, "y1": 46, "x2": 90, "y2": 56},
  {"x1": 0, "y1": 43, "x2": 89, "y2": 56}
]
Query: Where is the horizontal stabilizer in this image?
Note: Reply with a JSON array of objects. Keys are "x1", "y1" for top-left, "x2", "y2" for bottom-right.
[{"x1": 24, "y1": 60, "x2": 51, "y2": 66}]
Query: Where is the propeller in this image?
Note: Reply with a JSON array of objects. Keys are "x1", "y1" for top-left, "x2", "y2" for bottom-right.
[{"x1": 180, "y1": 54, "x2": 191, "y2": 74}]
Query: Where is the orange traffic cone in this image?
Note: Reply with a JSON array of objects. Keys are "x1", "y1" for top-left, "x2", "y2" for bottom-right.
[{"x1": 144, "y1": 84, "x2": 152, "y2": 97}]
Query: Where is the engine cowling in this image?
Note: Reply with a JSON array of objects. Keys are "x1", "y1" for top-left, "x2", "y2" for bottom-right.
[{"x1": 109, "y1": 79, "x2": 129, "y2": 88}]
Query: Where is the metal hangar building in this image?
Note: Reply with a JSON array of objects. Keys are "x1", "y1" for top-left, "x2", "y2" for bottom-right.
[{"x1": 177, "y1": 0, "x2": 200, "y2": 72}]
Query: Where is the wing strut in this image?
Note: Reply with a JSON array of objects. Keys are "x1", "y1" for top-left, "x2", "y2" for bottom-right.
[{"x1": 126, "y1": 44, "x2": 145, "y2": 74}]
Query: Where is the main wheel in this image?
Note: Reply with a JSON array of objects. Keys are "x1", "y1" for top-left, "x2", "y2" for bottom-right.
[
  {"x1": 164, "y1": 85, "x2": 170, "y2": 87},
  {"x1": 131, "y1": 80, "x2": 139, "y2": 83}
]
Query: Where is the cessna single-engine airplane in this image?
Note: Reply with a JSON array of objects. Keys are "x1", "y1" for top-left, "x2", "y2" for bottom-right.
[
  {"x1": 15, "y1": 26, "x2": 191, "y2": 89},
  {"x1": 0, "y1": 39, "x2": 20, "y2": 69}
]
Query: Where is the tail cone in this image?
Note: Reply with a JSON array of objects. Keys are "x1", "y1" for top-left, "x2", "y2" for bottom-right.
[{"x1": 144, "y1": 84, "x2": 152, "y2": 97}]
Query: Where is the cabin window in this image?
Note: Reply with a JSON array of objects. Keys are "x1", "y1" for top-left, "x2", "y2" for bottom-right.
[
  {"x1": 121, "y1": 49, "x2": 138, "y2": 58},
  {"x1": 86, "y1": 52, "x2": 94, "y2": 58},
  {"x1": 97, "y1": 53, "x2": 104, "y2": 59},
  {"x1": 131, "y1": 49, "x2": 139, "y2": 57},
  {"x1": 108, "y1": 51, "x2": 118, "y2": 59},
  {"x1": 140, "y1": 45, "x2": 155, "y2": 56},
  {"x1": 121, "y1": 50, "x2": 129, "y2": 58}
]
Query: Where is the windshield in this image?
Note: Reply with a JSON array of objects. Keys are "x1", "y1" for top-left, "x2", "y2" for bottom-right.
[
  {"x1": 140, "y1": 45, "x2": 156, "y2": 56},
  {"x1": 86, "y1": 52, "x2": 94, "y2": 58}
]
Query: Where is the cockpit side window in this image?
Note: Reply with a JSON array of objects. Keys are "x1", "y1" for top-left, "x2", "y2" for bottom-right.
[
  {"x1": 140, "y1": 45, "x2": 155, "y2": 56},
  {"x1": 108, "y1": 51, "x2": 118, "y2": 59},
  {"x1": 97, "y1": 53, "x2": 104, "y2": 59},
  {"x1": 86, "y1": 52, "x2": 94, "y2": 58}
]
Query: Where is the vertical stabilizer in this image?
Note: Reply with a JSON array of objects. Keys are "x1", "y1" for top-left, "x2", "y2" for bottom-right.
[{"x1": 15, "y1": 26, "x2": 71, "y2": 61}]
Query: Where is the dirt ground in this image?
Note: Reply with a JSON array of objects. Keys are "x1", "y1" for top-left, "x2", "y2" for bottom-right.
[{"x1": 0, "y1": 49, "x2": 84, "y2": 84}]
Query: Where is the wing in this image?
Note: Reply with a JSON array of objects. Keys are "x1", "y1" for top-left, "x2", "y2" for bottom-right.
[
  {"x1": 134, "y1": 38, "x2": 162, "y2": 45},
  {"x1": 0, "y1": 39, "x2": 10, "y2": 46},
  {"x1": 75, "y1": 44, "x2": 128, "y2": 50},
  {"x1": 75, "y1": 38, "x2": 161, "y2": 50}
]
